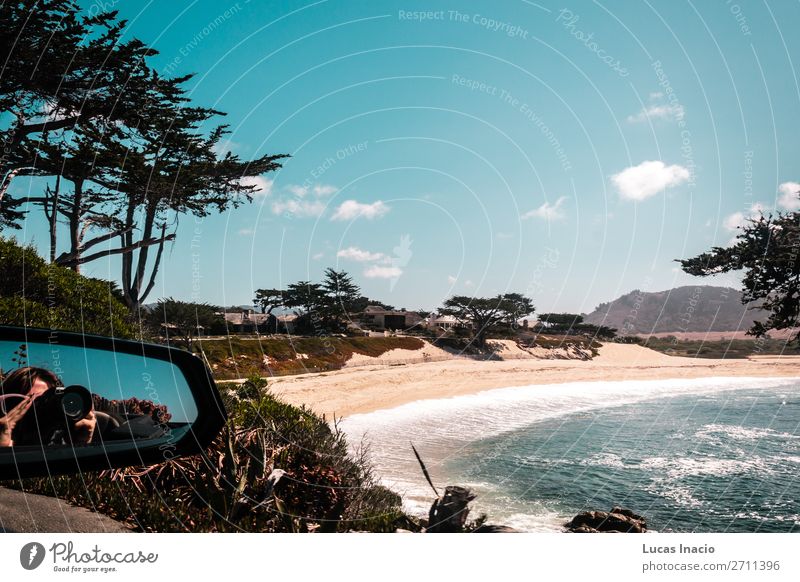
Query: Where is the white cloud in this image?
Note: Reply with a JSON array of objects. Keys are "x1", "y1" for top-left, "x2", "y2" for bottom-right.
[
  {"x1": 238, "y1": 228, "x2": 254, "y2": 236},
  {"x1": 312, "y1": 184, "x2": 338, "y2": 197},
  {"x1": 331, "y1": 200, "x2": 390, "y2": 221},
  {"x1": 286, "y1": 183, "x2": 338, "y2": 198},
  {"x1": 287, "y1": 184, "x2": 308, "y2": 198},
  {"x1": 364, "y1": 265, "x2": 403, "y2": 279},
  {"x1": 447, "y1": 275, "x2": 457, "y2": 285},
  {"x1": 521, "y1": 196, "x2": 568, "y2": 221},
  {"x1": 312, "y1": 252, "x2": 324, "y2": 261},
  {"x1": 723, "y1": 202, "x2": 767, "y2": 232},
  {"x1": 723, "y1": 211, "x2": 746, "y2": 231},
  {"x1": 239, "y1": 176, "x2": 273, "y2": 197},
  {"x1": 778, "y1": 182, "x2": 800, "y2": 210},
  {"x1": 464, "y1": 280, "x2": 474, "y2": 288},
  {"x1": 627, "y1": 104, "x2": 684, "y2": 123},
  {"x1": 649, "y1": 92, "x2": 664, "y2": 100},
  {"x1": 270, "y1": 199, "x2": 325, "y2": 218},
  {"x1": 337, "y1": 246, "x2": 387, "y2": 262},
  {"x1": 611, "y1": 160, "x2": 691, "y2": 201}
]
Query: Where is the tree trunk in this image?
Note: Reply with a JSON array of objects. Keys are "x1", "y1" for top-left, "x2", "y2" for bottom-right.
[
  {"x1": 68, "y1": 179, "x2": 83, "y2": 273},
  {"x1": 48, "y1": 173, "x2": 61, "y2": 263}
]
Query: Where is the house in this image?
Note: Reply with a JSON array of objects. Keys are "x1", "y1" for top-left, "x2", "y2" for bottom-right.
[
  {"x1": 360, "y1": 306, "x2": 424, "y2": 331},
  {"x1": 222, "y1": 310, "x2": 276, "y2": 333},
  {"x1": 425, "y1": 314, "x2": 460, "y2": 331},
  {"x1": 275, "y1": 313, "x2": 298, "y2": 334}
]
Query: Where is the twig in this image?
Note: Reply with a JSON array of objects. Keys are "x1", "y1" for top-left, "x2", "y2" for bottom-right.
[{"x1": 410, "y1": 442, "x2": 439, "y2": 498}]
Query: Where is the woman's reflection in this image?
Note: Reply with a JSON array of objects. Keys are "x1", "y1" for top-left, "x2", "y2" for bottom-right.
[{"x1": 0, "y1": 367, "x2": 96, "y2": 447}]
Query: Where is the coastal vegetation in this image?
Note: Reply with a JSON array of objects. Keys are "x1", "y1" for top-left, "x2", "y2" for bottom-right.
[
  {"x1": 0, "y1": 237, "x2": 132, "y2": 338},
  {"x1": 199, "y1": 335, "x2": 425, "y2": 379},
  {"x1": 680, "y1": 197, "x2": 800, "y2": 344},
  {"x1": 1, "y1": 0, "x2": 286, "y2": 311},
  {"x1": 639, "y1": 336, "x2": 798, "y2": 359},
  {"x1": 7, "y1": 375, "x2": 410, "y2": 532}
]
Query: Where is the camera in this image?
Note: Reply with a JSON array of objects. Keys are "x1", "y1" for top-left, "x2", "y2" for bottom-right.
[
  {"x1": 13, "y1": 384, "x2": 93, "y2": 446},
  {"x1": 56, "y1": 385, "x2": 94, "y2": 421}
]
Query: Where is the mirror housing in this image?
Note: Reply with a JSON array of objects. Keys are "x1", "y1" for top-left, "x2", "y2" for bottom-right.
[{"x1": 0, "y1": 326, "x2": 226, "y2": 479}]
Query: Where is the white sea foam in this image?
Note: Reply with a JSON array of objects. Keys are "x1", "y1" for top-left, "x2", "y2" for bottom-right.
[
  {"x1": 340, "y1": 376, "x2": 800, "y2": 531},
  {"x1": 696, "y1": 423, "x2": 800, "y2": 443},
  {"x1": 342, "y1": 376, "x2": 798, "y2": 453}
]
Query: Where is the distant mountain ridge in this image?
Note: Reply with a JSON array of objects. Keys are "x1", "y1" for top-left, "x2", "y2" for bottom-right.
[{"x1": 583, "y1": 285, "x2": 768, "y2": 335}]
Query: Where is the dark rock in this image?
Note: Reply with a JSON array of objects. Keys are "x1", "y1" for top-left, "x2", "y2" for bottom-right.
[
  {"x1": 565, "y1": 507, "x2": 647, "y2": 533},
  {"x1": 472, "y1": 524, "x2": 520, "y2": 533},
  {"x1": 426, "y1": 486, "x2": 476, "y2": 533}
]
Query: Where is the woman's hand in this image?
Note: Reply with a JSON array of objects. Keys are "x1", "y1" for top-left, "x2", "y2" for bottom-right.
[
  {"x1": 0, "y1": 396, "x2": 33, "y2": 447},
  {"x1": 72, "y1": 410, "x2": 96, "y2": 445}
]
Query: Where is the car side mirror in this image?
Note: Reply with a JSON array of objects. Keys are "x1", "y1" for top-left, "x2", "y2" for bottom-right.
[{"x1": 0, "y1": 326, "x2": 226, "y2": 479}]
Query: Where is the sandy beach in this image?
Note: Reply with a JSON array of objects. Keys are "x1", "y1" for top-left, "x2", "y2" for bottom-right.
[{"x1": 268, "y1": 342, "x2": 800, "y2": 419}]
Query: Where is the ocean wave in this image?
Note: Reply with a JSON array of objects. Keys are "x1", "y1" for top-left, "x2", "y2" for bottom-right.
[
  {"x1": 342, "y1": 377, "x2": 799, "y2": 447},
  {"x1": 340, "y1": 376, "x2": 800, "y2": 532},
  {"x1": 695, "y1": 423, "x2": 800, "y2": 443},
  {"x1": 639, "y1": 455, "x2": 774, "y2": 478}
]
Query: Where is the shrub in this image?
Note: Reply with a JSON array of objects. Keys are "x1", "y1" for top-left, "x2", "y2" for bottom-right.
[
  {"x1": 7, "y1": 375, "x2": 412, "y2": 532},
  {"x1": 0, "y1": 237, "x2": 133, "y2": 338}
]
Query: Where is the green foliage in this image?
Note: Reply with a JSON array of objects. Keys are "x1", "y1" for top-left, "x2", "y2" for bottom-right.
[
  {"x1": 642, "y1": 336, "x2": 799, "y2": 359},
  {"x1": 679, "y1": 202, "x2": 800, "y2": 343},
  {"x1": 255, "y1": 269, "x2": 398, "y2": 334},
  {"x1": 0, "y1": 237, "x2": 133, "y2": 337},
  {"x1": 149, "y1": 297, "x2": 225, "y2": 347},
  {"x1": 198, "y1": 336, "x2": 425, "y2": 379},
  {"x1": 9, "y1": 389, "x2": 411, "y2": 532},
  {"x1": 1, "y1": 1, "x2": 287, "y2": 311},
  {"x1": 440, "y1": 293, "x2": 535, "y2": 348},
  {"x1": 535, "y1": 313, "x2": 616, "y2": 339}
]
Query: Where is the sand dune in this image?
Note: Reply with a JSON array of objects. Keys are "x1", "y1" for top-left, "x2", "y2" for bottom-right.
[{"x1": 268, "y1": 343, "x2": 800, "y2": 419}]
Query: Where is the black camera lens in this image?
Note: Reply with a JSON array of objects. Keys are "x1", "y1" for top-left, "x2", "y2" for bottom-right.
[{"x1": 58, "y1": 385, "x2": 93, "y2": 420}]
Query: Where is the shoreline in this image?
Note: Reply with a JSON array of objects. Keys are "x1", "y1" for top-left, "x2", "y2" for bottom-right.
[{"x1": 268, "y1": 343, "x2": 800, "y2": 418}]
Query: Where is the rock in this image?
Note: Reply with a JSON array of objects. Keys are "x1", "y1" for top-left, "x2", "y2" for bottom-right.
[
  {"x1": 426, "y1": 486, "x2": 476, "y2": 533},
  {"x1": 611, "y1": 507, "x2": 646, "y2": 522},
  {"x1": 565, "y1": 507, "x2": 647, "y2": 533},
  {"x1": 472, "y1": 524, "x2": 521, "y2": 533}
]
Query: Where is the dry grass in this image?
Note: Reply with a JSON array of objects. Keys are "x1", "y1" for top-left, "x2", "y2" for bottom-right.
[{"x1": 197, "y1": 336, "x2": 424, "y2": 379}]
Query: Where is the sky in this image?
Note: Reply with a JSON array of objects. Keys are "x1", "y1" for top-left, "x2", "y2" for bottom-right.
[{"x1": 11, "y1": 0, "x2": 800, "y2": 314}]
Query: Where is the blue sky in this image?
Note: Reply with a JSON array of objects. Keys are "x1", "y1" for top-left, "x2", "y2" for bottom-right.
[{"x1": 12, "y1": 0, "x2": 800, "y2": 313}]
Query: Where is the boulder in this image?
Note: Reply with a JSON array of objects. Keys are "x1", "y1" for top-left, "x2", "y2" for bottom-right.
[
  {"x1": 472, "y1": 524, "x2": 521, "y2": 533},
  {"x1": 565, "y1": 507, "x2": 647, "y2": 533}
]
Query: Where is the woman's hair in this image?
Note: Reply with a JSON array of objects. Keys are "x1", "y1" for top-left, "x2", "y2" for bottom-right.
[{"x1": 0, "y1": 366, "x2": 61, "y2": 396}]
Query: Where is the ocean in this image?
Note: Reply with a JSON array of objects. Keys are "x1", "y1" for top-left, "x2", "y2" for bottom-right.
[{"x1": 340, "y1": 376, "x2": 800, "y2": 532}]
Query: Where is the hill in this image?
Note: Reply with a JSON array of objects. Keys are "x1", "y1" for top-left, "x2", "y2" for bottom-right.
[{"x1": 583, "y1": 286, "x2": 768, "y2": 335}]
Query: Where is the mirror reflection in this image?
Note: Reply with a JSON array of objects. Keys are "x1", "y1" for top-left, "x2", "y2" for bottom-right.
[{"x1": 0, "y1": 340, "x2": 198, "y2": 449}]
